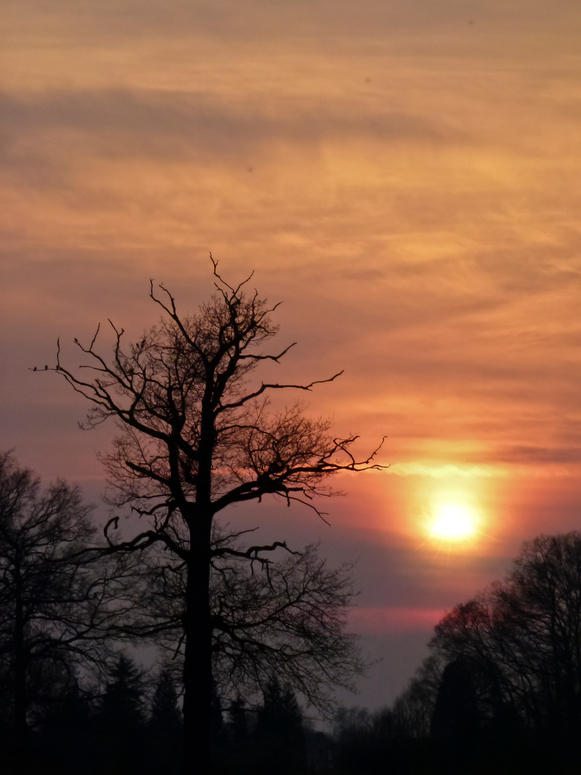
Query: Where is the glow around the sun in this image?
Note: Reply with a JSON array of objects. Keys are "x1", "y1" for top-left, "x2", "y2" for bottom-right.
[{"x1": 430, "y1": 503, "x2": 476, "y2": 541}]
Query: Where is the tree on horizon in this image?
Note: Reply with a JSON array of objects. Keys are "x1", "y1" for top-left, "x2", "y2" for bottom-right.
[
  {"x1": 254, "y1": 676, "x2": 306, "y2": 775},
  {"x1": 0, "y1": 451, "x2": 130, "y2": 775},
  {"x1": 95, "y1": 654, "x2": 147, "y2": 775},
  {"x1": 51, "y1": 259, "x2": 384, "y2": 774}
]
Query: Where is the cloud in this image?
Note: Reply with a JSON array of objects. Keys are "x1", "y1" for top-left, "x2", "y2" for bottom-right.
[
  {"x1": 6, "y1": 0, "x2": 581, "y2": 51},
  {"x1": 468, "y1": 445, "x2": 581, "y2": 467},
  {"x1": 0, "y1": 87, "x2": 465, "y2": 175},
  {"x1": 391, "y1": 463, "x2": 505, "y2": 479}
]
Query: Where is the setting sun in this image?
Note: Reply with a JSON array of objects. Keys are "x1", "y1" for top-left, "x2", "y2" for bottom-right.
[{"x1": 430, "y1": 503, "x2": 476, "y2": 541}]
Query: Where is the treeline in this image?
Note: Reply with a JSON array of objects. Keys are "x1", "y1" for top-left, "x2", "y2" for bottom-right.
[
  {"x1": 335, "y1": 532, "x2": 581, "y2": 775},
  {"x1": 2, "y1": 653, "x2": 321, "y2": 775},
  {"x1": 5, "y1": 444, "x2": 581, "y2": 774},
  {"x1": 5, "y1": 657, "x2": 181, "y2": 775},
  {"x1": 0, "y1": 450, "x2": 343, "y2": 775}
]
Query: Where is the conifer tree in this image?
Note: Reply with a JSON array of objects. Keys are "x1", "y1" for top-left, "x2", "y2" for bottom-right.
[
  {"x1": 255, "y1": 677, "x2": 306, "y2": 775},
  {"x1": 148, "y1": 668, "x2": 182, "y2": 775},
  {"x1": 96, "y1": 655, "x2": 146, "y2": 775}
]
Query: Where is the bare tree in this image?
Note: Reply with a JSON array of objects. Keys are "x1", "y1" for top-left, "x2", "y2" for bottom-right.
[
  {"x1": 143, "y1": 530, "x2": 365, "y2": 713},
  {"x1": 0, "y1": 452, "x2": 134, "y2": 774},
  {"x1": 431, "y1": 532, "x2": 581, "y2": 742},
  {"x1": 390, "y1": 654, "x2": 445, "y2": 739},
  {"x1": 50, "y1": 260, "x2": 384, "y2": 774}
]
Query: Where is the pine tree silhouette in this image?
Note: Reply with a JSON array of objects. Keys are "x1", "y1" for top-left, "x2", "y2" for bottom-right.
[
  {"x1": 147, "y1": 669, "x2": 182, "y2": 775},
  {"x1": 255, "y1": 677, "x2": 306, "y2": 775},
  {"x1": 96, "y1": 655, "x2": 146, "y2": 775}
]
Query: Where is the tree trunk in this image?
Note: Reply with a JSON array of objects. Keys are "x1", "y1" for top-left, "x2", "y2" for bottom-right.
[
  {"x1": 13, "y1": 556, "x2": 29, "y2": 775},
  {"x1": 182, "y1": 514, "x2": 213, "y2": 775}
]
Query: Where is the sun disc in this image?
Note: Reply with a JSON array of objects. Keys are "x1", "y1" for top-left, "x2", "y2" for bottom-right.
[{"x1": 431, "y1": 503, "x2": 475, "y2": 541}]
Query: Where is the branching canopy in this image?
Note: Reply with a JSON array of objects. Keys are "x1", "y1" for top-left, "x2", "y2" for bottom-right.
[
  {"x1": 140, "y1": 531, "x2": 366, "y2": 712},
  {"x1": 47, "y1": 260, "x2": 385, "y2": 764},
  {"x1": 51, "y1": 260, "x2": 385, "y2": 546}
]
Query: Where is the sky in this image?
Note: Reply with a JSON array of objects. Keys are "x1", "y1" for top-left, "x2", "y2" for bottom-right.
[{"x1": 2, "y1": 0, "x2": 581, "y2": 711}]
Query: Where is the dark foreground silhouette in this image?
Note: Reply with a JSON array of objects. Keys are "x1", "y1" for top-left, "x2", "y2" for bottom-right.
[
  {"x1": 3, "y1": 443, "x2": 581, "y2": 774},
  {"x1": 4, "y1": 655, "x2": 581, "y2": 775}
]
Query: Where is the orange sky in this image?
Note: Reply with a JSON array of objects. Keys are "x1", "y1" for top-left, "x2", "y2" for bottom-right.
[{"x1": 2, "y1": 0, "x2": 581, "y2": 709}]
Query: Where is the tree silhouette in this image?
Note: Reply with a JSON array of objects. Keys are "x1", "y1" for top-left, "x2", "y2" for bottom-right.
[
  {"x1": 145, "y1": 667, "x2": 183, "y2": 774},
  {"x1": 431, "y1": 657, "x2": 480, "y2": 773},
  {"x1": 254, "y1": 676, "x2": 306, "y2": 775},
  {"x1": 51, "y1": 260, "x2": 384, "y2": 773},
  {"x1": 0, "y1": 452, "x2": 129, "y2": 775},
  {"x1": 332, "y1": 706, "x2": 410, "y2": 775},
  {"x1": 431, "y1": 532, "x2": 581, "y2": 771},
  {"x1": 431, "y1": 657, "x2": 480, "y2": 742},
  {"x1": 390, "y1": 654, "x2": 444, "y2": 739},
  {"x1": 149, "y1": 666, "x2": 182, "y2": 737},
  {"x1": 95, "y1": 654, "x2": 146, "y2": 775},
  {"x1": 145, "y1": 531, "x2": 365, "y2": 717},
  {"x1": 39, "y1": 683, "x2": 93, "y2": 775},
  {"x1": 227, "y1": 695, "x2": 249, "y2": 758}
]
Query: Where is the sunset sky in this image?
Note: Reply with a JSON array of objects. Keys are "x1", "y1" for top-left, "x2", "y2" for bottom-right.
[{"x1": 2, "y1": 0, "x2": 581, "y2": 711}]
